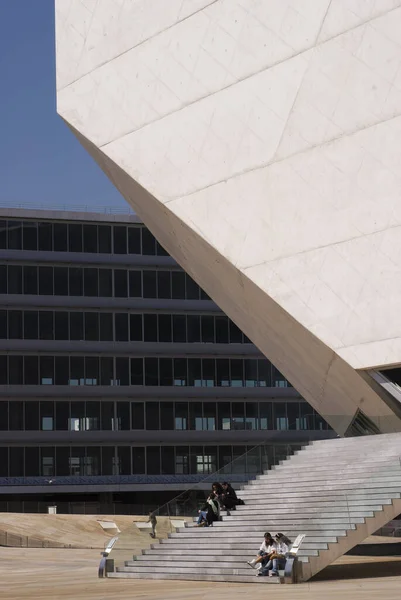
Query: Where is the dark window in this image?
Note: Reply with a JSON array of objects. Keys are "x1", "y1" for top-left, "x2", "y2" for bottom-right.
[
  {"x1": 204, "y1": 402, "x2": 216, "y2": 430},
  {"x1": 9, "y1": 356, "x2": 23, "y2": 384},
  {"x1": 215, "y1": 316, "x2": 229, "y2": 343},
  {"x1": 0, "y1": 265, "x2": 6, "y2": 294},
  {"x1": 39, "y1": 266, "x2": 53, "y2": 295},
  {"x1": 85, "y1": 356, "x2": 99, "y2": 385},
  {"x1": 244, "y1": 359, "x2": 258, "y2": 387},
  {"x1": 55, "y1": 356, "x2": 69, "y2": 385},
  {"x1": 145, "y1": 357, "x2": 158, "y2": 386},
  {"x1": 187, "y1": 315, "x2": 200, "y2": 342},
  {"x1": 0, "y1": 221, "x2": 6, "y2": 249},
  {"x1": 69, "y1": 268, "x2": 83, "y2": 296},
  {"x1": 141, "y1": 228, "x2": 156, "y2": 255},
  {"x1": 160, "y1": 404, "x2": 174, "y2": 431},
  {"x1": 24, "y1": 311, "x2": 39, "y2": 339},
  {"x1": 99, "y1": 313, "x2": 113, "y2": 341},
  {"x1": 9, "y1": 310, "x2": 23, "y2": 339},
  {"x1": 115, "y1": 313, "x2": 128, "y2": 342},
  {"x1": 24, "y1": 356, "x2": 39, "y2": 385},
  {"x1": 114, "y1": 270, "x2": 128, "y2": 297},
  {"x1": 55, "y1": 312, "x2": 69, "y2": 340},
  {"x1": 99, "y1": 269, "x2": 112, "y2": 297},
  {"x1": 156, "y1": 241, "x2": 169, "y2": 256},
  {"x1": 70, "y1": 356, "x2": 84, "y2": 385},
  {"x1": 23, "y1": 221, "x2": 38, "y2": 250},
  {"x1": 0, "y1": 356, "x2": 7, "y2": 385},
  {"x1": 176, "y1": 446, "x2": 189, "y2": 474},
  {"x1": 38, "y1": 222, "x2": 53, "y2": 251},
  {"x1": 218, "y1": 403, "x2": 231, "y2": 431},
  {"x1": 131, "y1": 358, "x2": 143, "y2": 385},
  {"x1": 39, "y1": 311, "x2": 54, "y2": 340},
  {"x1": 98, "y1": 225, "x2": 111, "y2": 253},
  {"x1": 116, "y1": 446, "x2": 131, "y2": 475},
  {"x1": 9, "y1": 400, "x2": 24, "y2": 429},
  {"x1": 231, "y1": 359, "x2": 244, "y2": 386},
  {"x1": 84, "y1": 312, "x2": 99, "y2": 341},
  {"x1": 70, "y1": 312, "x2": 84, "y2": 340},
  {"x1": 8, "y1": 265, "x2": 22, "y2": 294},
  {"x1": 128, "y1": 227, "x2": 141, "y2": 254},
  {"x1": 202, "y1": 359, "x2": 216, "y2": 386},
  {"x1": 10, "y1": 447, "x2": 24, "y2": 476},
  {"x1": 0, "y1": 401, "x2": 8, "y2": 430},
  {"x1": 40, "y1": 356, "x2": 54, "y2": 385},
  {"x1": 217, "y1": 359, "x2": 230, "y2": 387},
  {"x1": 68, "y1": 223, "x2": 83, "y2": 252},
  {"x1": 41, "y1": 446, "x2": 55, "y2": 476},
  {"x1": 116, "y1": 402, "x2": 130, "y2": 430},
  {"x1": 143, "y1": 271, "x2": 156, "y2": 298},
  {"x1": 188, "y1": 358, "x2": 202, "y2": 386},
  {"x1": 245, "y1": 403, "x2": 258, "y2": 430},
  {"x1": 171, "y1": 272, "x2": 186, "y2": 299},
  {"x1": 130, "y1": 314, "x2": 142, "y2": 341},
  {"x1": 116, "y1": 357, "x2": 129, "y2": 386},
  {"x1": 25, "y1": 401, "x2": 39, "y2": 430},
  {"x1": 100, "y1": 357, "x2": 114, "y2": 385},
  {"x1": 157, "y1": 271, "x2": 171, "y2": 299},
  {"x1": 23, "y1": 266, "x2": 38, "y2": 295},
  {"x1": 173, "y1": 358, "x2": 187, "y2": 386},
  {"x1": 232, "y1": 402, "x2": 245, "y2": 430},
  {"x1": 229, "y1": 320, "x2": 243, "y2": 343},
  {"x1": 131, "y1": 402, "x2": 144, "y2": 429},
  {"x1": 158, "y1": 314, "x2": 172, "y2": 342},
  {"x1": 272, "y1": 366, "x2": 289, "y2": 388},
  {"x1": 55, "y1": 446, "x2": 70, "y2": 476},
  {"x1": 129, "y1": 271, "x2": 142, "y2": 297},
  {"x1": 274, "y1": 403, "x2": 288, "y2": 430},
  {"x1": 53, "y1": 223, "x2": 68, "y2": 252},
  {"x1": 186, "y1": 274, "x2": 199, "y2": 299},
  {"x1": 159, "y1": 358, "x2": 173, "y2": 386},
  {"x1": 8, "y1": 221, "x2": 22, "y2": 249},
  {"x1": 189, "y1": 402, "x2": 203, "y2": 430},
  {"x1": 258, "y1": 359, "x2": 271, "y2": 387},
  {"x1": 0, "y1": 310, "x2": 6, "y2": 338},
  {"x1": 161, "y1": 445, "x2": 174, "y2": 473},
  {"x1": 113, "y1": 226, "x2": 127, "y2": 254},
  {"x1": 83, "y1": 224, "x2": 98, "y2": 253},
  {"x1": 172, "y1": 315, "x2": 186, "y2": 342},
  {"x1": 146, "y1": 402, "x2": 160, "y2": 430},
  {"x1": 84, "y1": 268, "x2": 98, "y2": 297},
  {"x1": 132, "y1": 447, "x2": 145, "y2": 474},
  {"x1": 85, "y1": 401, "x2": 100, "y2": 430},
  {"x1": 101, "y1": 402, "x2": 114, "y2": 430},
  {"x1": 200, "y1": 289, "x2": 210, "y2": 300},
  {"x1": 259, "y1": 402, "x2": 272, "y2": 430},
  {"x1": 101, "y1": 446, "x2": 114, "y2": 474},
  {"x1": 144, "y1": 314, "x2": 157, "y2": 342},
  {"x1": 201, "y1": 316, "x2": 215, "y2": 343},
  {"x1": 54, "y1": 267, "x2": 68, "y2": 296},
  {"x1": 55, "y1": 402, "x2": 69, "y2": 431},
  {"x1": 175, "y1": 402, "x2": 188, "y2": 430},
  {"x1": 287, "y1": 402, "x2": 300, "y2": 430}
]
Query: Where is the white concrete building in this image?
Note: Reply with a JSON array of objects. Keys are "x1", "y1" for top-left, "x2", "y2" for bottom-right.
[{"x1": 55, "y1": 0, "x2": 401, "y2": 435}]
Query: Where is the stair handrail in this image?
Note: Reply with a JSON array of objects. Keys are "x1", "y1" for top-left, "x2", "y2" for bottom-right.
[{"x1": 284, "y1": 533, "x2": 306, "y2": 583}]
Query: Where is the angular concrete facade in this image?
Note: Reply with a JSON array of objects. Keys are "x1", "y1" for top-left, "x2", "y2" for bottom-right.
[{"x1": 55, "y1": 1, "x2": 401, "y2": 435}]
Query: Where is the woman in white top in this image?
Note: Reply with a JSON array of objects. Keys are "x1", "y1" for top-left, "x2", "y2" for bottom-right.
[{"x1": 246, "y1": 532, "x2": 275, "y2": 570}]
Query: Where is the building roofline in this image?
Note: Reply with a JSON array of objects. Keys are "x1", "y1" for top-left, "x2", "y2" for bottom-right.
[{"x1": 0, "y1": 205, "x2": 142, "y2": 224}]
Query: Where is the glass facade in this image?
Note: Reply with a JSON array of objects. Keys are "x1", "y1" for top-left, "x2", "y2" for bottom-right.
[
  {"x1": 0, "y1": 400, "x2": 328, "y2": 432},
  {"x1": 0, "y1": 265, "x2": 209, "y2": 300},
  {"x1": 0, "y1": 355, "x2": 290, "y2": 388},
  {"x1": 0, "y1": 310, "x2": 251, "y2": 344},
  {"x1": 0, "y1": 443, "x2": 302, "y2": 478},
  {"x1": 0, "y1": 213, "x2": 332, "y2": 509}
]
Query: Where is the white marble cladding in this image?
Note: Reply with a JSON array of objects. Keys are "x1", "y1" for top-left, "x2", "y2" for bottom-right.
[{"x1": 56, "y1": 0, "x2": 401, "y2": 374}]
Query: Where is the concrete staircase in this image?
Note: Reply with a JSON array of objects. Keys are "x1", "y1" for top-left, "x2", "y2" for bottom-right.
[{"x1": 109, "y1": 433, "x2": 401, "y2": 583}]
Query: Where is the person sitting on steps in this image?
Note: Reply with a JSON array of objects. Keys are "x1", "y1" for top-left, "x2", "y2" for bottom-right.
[
  {"x1": 246, "y1": 532, "x2": 275, "y2": 571},
  {"x1": 258, "y1": 532, "x2": 291, "y2": 577},
  {"x1": 196, "y1": 493, "x2": 220, "y2": 527}
]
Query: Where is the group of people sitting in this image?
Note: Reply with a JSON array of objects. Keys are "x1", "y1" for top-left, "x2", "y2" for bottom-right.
[
  {"x1": 247, "y1": 531, "x2": 291, "y2": 577},
  {"x1": 196, "y1": 481, "x2": 244, "y2": 527}
]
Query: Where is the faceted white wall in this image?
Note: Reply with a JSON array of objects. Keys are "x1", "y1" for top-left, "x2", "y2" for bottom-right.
[{"x1": 55, "y1": 0, "x2": 401, "y2": 434}]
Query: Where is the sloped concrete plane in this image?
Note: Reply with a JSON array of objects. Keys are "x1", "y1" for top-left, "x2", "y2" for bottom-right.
[{"x1": 55, "y1": 0, "x2": 401, "y2": 435}]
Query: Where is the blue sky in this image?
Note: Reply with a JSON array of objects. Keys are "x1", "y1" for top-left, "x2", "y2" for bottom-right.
[{"x1": 0, "y1": 0, "x2": 128, "y2": 211}]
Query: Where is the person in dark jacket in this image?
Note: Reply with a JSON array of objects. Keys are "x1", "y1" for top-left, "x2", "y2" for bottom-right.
[
  {"x1": 196, "y1": 494, "x2": 220, "y2": 526},
  {"x1": 221, "y1": 481, "x2": 238, "y2": 510}
]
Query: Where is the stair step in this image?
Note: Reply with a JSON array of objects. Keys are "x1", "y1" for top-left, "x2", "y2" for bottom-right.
[
  {"x1": 108, "y1": 572, "x2": 282, "y2": 583},
  {"x1": 116, "y1": 565, "x2": 291, "y2": 575}
]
